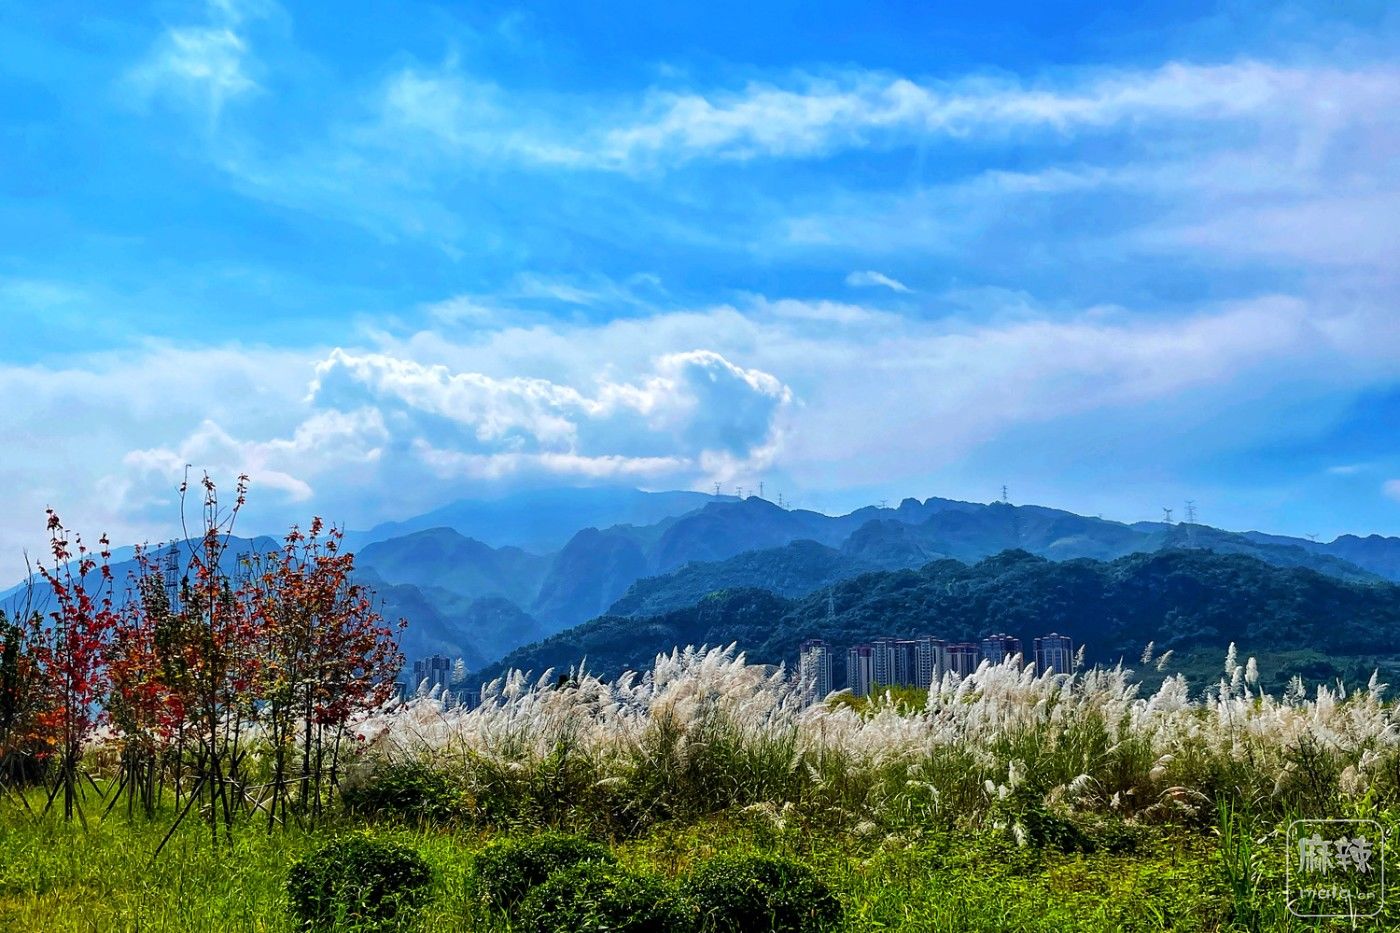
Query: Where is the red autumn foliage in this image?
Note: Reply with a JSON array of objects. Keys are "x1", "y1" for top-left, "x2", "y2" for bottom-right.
[
  {"x1": 33, "y1": 510, "x2": 118, "y2": 818},
  {"x1": 13, "y1": 474, "x2": 405, "y2": 829},
  {"x1": 244, "y1": 517, "x2": 405, "y2": 820}
]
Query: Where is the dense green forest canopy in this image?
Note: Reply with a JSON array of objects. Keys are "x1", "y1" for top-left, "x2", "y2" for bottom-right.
[{"x1": 472, "y1": 548, "x2": 1400, "y2": 693}]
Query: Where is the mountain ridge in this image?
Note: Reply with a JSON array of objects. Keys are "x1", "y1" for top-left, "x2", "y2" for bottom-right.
[{"x1": 473, "y1": 548, "x2": 1400, "y2": 695}]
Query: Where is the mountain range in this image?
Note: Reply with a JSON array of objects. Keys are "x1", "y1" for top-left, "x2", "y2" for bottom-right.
[
  {"x1": 4, "y1": 487, "x2": 1400, "y2": 684},
  {"x1": 473, "y1": 548, "x2": 1400, "y2": 695}
]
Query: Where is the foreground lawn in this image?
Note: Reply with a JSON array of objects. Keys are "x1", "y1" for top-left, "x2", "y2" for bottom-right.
[{"x1": 3, "y1": 796, "x2": 1394, "y2": 932}]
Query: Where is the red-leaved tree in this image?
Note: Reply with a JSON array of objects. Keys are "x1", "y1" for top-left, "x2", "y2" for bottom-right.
[
  {"x1": 245, "y1": 519, "x2": 403, "y2": 825},
  {"x1": 34, "y1": 510, "x2": 118, "y2": 822}
]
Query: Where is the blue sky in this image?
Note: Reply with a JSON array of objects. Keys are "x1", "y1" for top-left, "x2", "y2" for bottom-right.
[{"x1": 1, "y1": 0, "x2": 1398, "y2": 579}]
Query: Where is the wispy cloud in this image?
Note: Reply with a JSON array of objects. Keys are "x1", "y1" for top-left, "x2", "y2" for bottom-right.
[
  {"x1": 845, "y1": 270, "x2": 910, "y2": 293},
  {"x1": 127, "y1": 0, "x2": 264, "y2": 123}
]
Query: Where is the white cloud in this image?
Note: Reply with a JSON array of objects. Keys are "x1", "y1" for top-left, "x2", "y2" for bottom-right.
[
  {"x1": 4, "y1": 282, "x2": 1400, "y2": 584},
  {"x1": 1385, "y1": 480, "x2": 1400, "y2": 502},
  {"x1": 845, "y1": 270, "x2": 910, "y2": 293},
  {"x1": 305, "y1": 346, "x2": 791, "y2": 472},
  {"x1": 0, "y1": 343, "x2": 315, "y2": 585},
  {"x1": 184, "y1": 45, "x2": 1400, "y2": 267},
  {"x1": 126, "y1": 1, "x2": 272, "y2": 120},
  {"x1": 591, "y1": 61, "x2": 1398, "y2": 166}
]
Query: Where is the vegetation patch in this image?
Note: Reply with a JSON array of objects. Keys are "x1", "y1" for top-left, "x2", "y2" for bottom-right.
[
  {"x1": 466, "y1": 831, "x2": 616, "y2": 911},
  {"x1": 516, "y1": 861, "x2": 690, "y2": 933},
  {"x1": 683, "y1": 852, "x2": 843, "y2": 932},
  {"x1": 285, "y1": 832, "x2": 432, "y2": 931},
  {"x1": 340, "y1": 759, "x2": 463, "y2": 825}
]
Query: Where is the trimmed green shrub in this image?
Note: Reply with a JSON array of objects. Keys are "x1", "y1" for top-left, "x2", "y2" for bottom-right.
[
  {"x1": 683, "y1": 852, "x2": 843, "y2": 933},
  {"x1": 466, "y1": 832, "x2": 615, "y2": 911},
  {"x1": 341, "y1": 759, "x2": 462, "y2": 824},
  {"x1": 516, "y1": 862, "x2": 690, "y2": 933},
  {"x1": 285, "y1": 832, "x2": 432, "y2": 931}
]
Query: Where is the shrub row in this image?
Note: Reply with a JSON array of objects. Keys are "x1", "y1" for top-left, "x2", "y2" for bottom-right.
[{"x1": 287, "y1": 831, "x2": 844, "y2": 932}]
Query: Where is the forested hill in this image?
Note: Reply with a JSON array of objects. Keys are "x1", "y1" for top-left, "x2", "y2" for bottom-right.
[{"x1": 472, "y1": 548, "x2": 1400, "y2": 692}]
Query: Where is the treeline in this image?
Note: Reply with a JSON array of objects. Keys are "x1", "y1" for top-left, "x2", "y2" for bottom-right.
[
  {"x1": 474, "y1": 548, "x2": 1400, "y2": 688},
  {"x1": 0, "y1": 475, "x2": 402, "y2": 840}
]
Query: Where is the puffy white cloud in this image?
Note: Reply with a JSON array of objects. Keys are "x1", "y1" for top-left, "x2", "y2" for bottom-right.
[
  {"x1": 305, "y1": 346, "x2": 791, "y2": 474},
  {"x1": 1385, "y1": 480, "x2": 1400, "y2": 503},
  {"x1": 0, "y1": 343, "x2": 314, "y2": 584},
  {"x1": 3, "y1": 283, "x2": 1399, "y2": 584}
]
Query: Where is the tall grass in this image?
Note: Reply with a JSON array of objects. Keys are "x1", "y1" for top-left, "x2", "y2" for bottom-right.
[
  {"x1": 7, "y1": 645, "x2": 1400, "y2": 930},
  {"x1": 349, "y1": 645, "x2": 1400, "y2": 835}
]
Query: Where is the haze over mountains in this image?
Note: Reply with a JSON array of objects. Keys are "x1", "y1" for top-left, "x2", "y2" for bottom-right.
[{"x1": 4, "y1": 486, "x2": 1400, "y2": 681}]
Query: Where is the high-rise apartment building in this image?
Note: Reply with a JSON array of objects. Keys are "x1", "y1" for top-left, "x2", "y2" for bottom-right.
[
  {"x1": 798, "y1": 638, "x2": 835, "y2": 703},
  {"x1": 980, "y1": 633, "x2": 1023, "y2": 666},
  {"x1": 913, "y1": 636, "x2": 946, "y2": 687},
  {"x1": 945, "y1": 642, "x2": 981, "y2": 678},
  {"x1": 869, "y1": 636, "x2": 944, "y2": 689},
  {"x1": 871, "y1": 637, "x2": 897, "y2": 687},
  {"x1": 846, "y1": 644, "x2": 874, "y2": 697},
  {"x1": 1034, "y1": 633, "x2": 1075, "y2": 675},
  {"x1": 412, "y1": 655, "x2": 454, "y2": 694}
]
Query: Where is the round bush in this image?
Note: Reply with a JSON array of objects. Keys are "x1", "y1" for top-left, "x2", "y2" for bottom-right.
[
  {"x1": 286, "y1": 833, "x2": 433, "y2": 931},
  {"x1": 683, "y1": 853, "x2": 843, "y2": 933},
  {"x1": 466, "y1": 832, "x2": 615, "y2": 911},
  {"x1": 341, "y1": 759, "x2": 462, "y2": 825},
  {"x1": 516, "y1": 862, "x2": 690, "y2": 933}
]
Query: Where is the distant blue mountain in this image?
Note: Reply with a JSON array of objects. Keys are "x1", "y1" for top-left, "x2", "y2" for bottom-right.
[
  {"x1": 8, "y1": 487, "x2": 1400, "y2": 681},
  {"x1": 356, "y1": 527, "x2": 550, "y2": 607},
  {"x1": 0, "y1": 534, "x2": 281, "y2": 616},
  {"x1": 347, "y1": 486, "x2": 729, "y2": 554}
]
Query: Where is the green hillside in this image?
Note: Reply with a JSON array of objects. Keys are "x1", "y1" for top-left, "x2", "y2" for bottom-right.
[{"x1": 474, "y1": 548, "x2": 1400, "y2": 693}]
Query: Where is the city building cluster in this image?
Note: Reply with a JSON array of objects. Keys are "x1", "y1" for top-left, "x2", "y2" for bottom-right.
[
  {"x1": 798, "y1": 632, "x2": 1075, "y2": 703},
  {"x1": 408, "y1": 655, "x2": 467, "y2": 698},
  {"x1": 409, "y1": 632, "x2": 1076, "y2": 709}
]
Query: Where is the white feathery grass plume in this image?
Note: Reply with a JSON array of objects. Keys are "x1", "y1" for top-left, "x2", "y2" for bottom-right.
[{"x1": 320, "y1": 642, "x2": 1400, "y2": 826}]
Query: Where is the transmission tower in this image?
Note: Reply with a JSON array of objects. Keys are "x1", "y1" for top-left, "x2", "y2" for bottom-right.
[
  {"x1": 1000, "y1": 484, "x2": 1009, "y2": 504},
  {"x1": 879, "y1": 498, "x2": 888, "y2": 510},
  {"x1": 1162, "y1": 507, "x2": 1174, "y2": 524},
  {"x1": 713, "y1": 482, "x2": 721, "y2": 497},
  {"x1": 164, "y1": 543, "x2": 181, "y2": 608},
  {"x1": 759, "y1": 481, "x2": 765, "y2": 499},
  {"x1": 1184, "y1": 500, "x2": 1197, "y2": 524}
]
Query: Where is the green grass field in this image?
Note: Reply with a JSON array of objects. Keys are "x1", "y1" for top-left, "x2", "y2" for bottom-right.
[{"x1": 1, "y1": 791, "x2": 1395, "y2": 932}]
